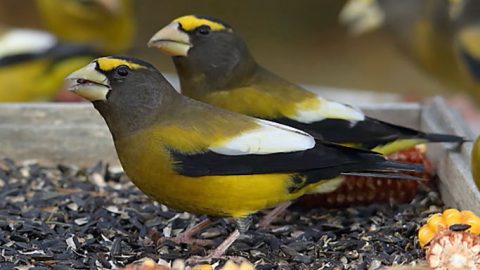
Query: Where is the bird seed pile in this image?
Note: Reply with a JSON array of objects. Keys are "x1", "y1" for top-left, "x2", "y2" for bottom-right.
[{"x1": 0, "y1": 159, "x2": 442, "y2": 269}]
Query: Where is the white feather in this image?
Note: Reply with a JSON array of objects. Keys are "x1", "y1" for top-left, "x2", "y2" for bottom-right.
[
  {"x1": 339, "y1": 0, "x2": 385, "y2": 35},
  {"x1": 209, "y1": 119, "x2": 315, "y2": 156},
  {"x1": 291, "y1": 96, "x2": 365, "y2": 124},
  {"x1": 0, "y1": 28, "x2": 56, "y2": 59}
]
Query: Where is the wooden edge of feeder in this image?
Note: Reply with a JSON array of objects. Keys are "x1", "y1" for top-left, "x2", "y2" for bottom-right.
[{"x1": 422, "y1": 96, "x2": 480, "y2": 214}]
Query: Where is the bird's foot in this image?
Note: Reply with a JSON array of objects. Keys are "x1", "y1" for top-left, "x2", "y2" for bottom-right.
[
  {"x1": 186, "y1": 229, "x2": 243, "y2": 265},
  {"x1": 155, "y1": 218, "x2": 214, "y2": 246},
  {"x1": 257, "y1": 201, "x2": 292, "y2": 229},
  {"x1": 167, "y1": 235, "x2": 214, "y2": 246},
  {"x1": 185, "y1": 254, "x2": 248, "y2": 265}
]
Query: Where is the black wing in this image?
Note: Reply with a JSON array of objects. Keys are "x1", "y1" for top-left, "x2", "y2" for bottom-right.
[
  {"x1": 169, "y1": 139, "x2": 422, "y2": 178},
  {"x1": 0, "y1": 42, "x2": 100, "y2": 68},
  {"x1": 274, "y1": 116, "x2": 464, "y2": 149}
]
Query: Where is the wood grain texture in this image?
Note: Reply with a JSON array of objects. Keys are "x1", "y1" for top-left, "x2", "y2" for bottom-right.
[
  {"x1": 422, "y1": 97, "x2": 479, "y2": 214},
  {"x1": 0, "y1": 103, "x2": 117, "y2": 166}
]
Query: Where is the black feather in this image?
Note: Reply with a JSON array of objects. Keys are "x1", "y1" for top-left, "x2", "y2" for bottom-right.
[
  {"x1": 460, "y1": 45, "x2": 480, "y2": 82},
  {"x1": 0, "y1": 53, "x2": 42, "y2": 66},
  {"x1": 170, "y1": 139, "x2": 423, "y2": 178},
  {"x1": 274, "y1": 116, "x2": 465, "y2": 149},
  {"x1": 341, "y1": 172, "x2": 427, "y2": 181},
  {"x1": 0, "y1": 42, "x2": 100, "y2": 68}
]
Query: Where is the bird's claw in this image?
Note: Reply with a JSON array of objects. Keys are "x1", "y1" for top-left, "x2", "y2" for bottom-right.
[
  {"x1": 185, "y1": 255, "x2": 248, "y2": 266},
  {"x1": 159, "y1": 236, "x2": 214, "y2": 247}
]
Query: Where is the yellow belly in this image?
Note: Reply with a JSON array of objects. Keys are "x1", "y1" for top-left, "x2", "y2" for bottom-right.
[
  {"x1": 135, "y1": 172, "x2": 299, "y2": 218},
  {"x1": 114, "y1": 130, "x2": 305, "y2": 218}
]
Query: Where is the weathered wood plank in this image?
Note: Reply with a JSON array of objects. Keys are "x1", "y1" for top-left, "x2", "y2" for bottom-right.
[
  {"x1": 421, "y1": 97, "x2": 479, "y2": 214},
  {"x1": 0, "y1": 103, "x2": 116, "y2": 166}
]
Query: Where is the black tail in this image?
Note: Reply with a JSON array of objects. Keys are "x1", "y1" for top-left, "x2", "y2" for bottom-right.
[
  {"x1": 341, "y1": 171, "x2": 428, "y2": 181},
  {"x1": 422, "y1": 133, "x2": 467, "y2": 143},
  {"x1": 375, "y1": 160, "x2": 424, "y2": 172}
]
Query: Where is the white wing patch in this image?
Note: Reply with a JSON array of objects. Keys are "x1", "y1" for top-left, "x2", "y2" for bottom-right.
[
  {"x1": 0, "y1": 28, "x2": 56, "y2": 59},
  {"x1": 339, "y1": 0, "x2": 385, "y2": 35},
  {"x1": 291, "y1": 96, "x2": 365, "y2": 124},
  {"x1": 209, "y1": 119, "x2": 315, "y2": 156}
]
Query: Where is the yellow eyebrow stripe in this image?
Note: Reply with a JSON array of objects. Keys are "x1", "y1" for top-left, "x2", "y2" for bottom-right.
[
  {"x1": 96, "y1": 57, "x2": 143, "y2": 71},
  {"x1": 174, "y1": 15, "x2": 227, "y2": 32}
]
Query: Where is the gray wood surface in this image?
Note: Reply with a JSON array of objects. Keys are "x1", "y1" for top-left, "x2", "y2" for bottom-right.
[
  {"x1": 421, "y1": 97, "x2": 479, "y2": 214},
  {"x1": 0, "y1": 103, "x2": 117, "y2": 166}
]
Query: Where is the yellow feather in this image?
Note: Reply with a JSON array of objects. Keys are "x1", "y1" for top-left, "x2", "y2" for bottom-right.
[
  {"x1": 472, "y1": 136, "x2": 480, "y2": 189},
  {"x1": 96, "y1": 57, "x2": 143, "y2": 72},
  {"x1": 305, "y1": 177, "x2": 344, "y2": 194},
  {"x1": 0, "y1": 56, "x2": 92, "y2": 101},
  {"x1": 114, "y1": 127, "x2": 311, "y2": 218},
  {"x1": 456, "y1": 26, "x2": 480, "y2": 68},
  {"x1": 36, "y1": 0, "x2": 134, "y2": 54},
  {"x1": 203, "y1": 86, "x2": 315, "y2": 119},
  {"x1": 295, "y1": 98, "x2": 321, "y2": 111},
  {"x1": 371, "y1": 139, "x2": 426, "y2": 155},
  {"x1": 174, "y1": 15, "x2": 229, "y2": 32}
]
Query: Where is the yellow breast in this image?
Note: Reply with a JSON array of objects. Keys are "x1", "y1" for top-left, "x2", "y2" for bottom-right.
[{"x1": 113, "y1": 127, "x2": 304, "y2": 218}]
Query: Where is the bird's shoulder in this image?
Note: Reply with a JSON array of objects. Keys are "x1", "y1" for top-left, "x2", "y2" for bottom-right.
[
  {"x1": 247, "y1": 68, "x2": 366, "y2": 123},
  {"x1": 145, "y1": 101, "x2": 315, "y2": 156}
]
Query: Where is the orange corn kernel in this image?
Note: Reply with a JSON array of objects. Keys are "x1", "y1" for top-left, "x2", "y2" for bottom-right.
[{"x1": 418, "y1": 208, "x2": 480, "y2": 247}]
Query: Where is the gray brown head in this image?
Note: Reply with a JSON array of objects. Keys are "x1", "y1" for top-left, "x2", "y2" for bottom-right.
[
  {"x1": 65, "y1": 56, "x2": 180, "y2": 137},
  {"x1": 148, "y1": 15, "x2": 257, "y2": 97}
]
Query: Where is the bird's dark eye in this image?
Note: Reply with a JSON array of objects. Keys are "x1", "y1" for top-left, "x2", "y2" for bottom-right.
[
  {"x1": 115, "y1": 65, "x2": 129, "y2": 76},
  {"x1": 196, "y1": 25, "x2": 211, "y2": 35}
]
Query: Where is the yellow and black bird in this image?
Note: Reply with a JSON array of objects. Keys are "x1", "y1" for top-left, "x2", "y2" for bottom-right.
[
  {"x1": 66, "y1": 56, "x2": 424, "y2": 259},
  {"x1": 148, "y1": 15, "x2": 465, "y2": 155},
  {"x1": 0, "y1": 0, "x2": 135, "y2": 102},
  {"x1": 0, "y1": 27, "x2": 100, "y2": 101},
  {"x1": 36, "y1": 0, "x2": 135, "y2": 54},
  {"x1": 340, "y1": 0, "x2": 480, "y2": 102}
]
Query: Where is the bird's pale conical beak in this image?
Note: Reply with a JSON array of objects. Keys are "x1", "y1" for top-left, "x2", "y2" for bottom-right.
[
  {"x1": 65, "y1": 62, "x2": 111, "y2": 101},
  {"x1": 148, "y1": 22, "x2": 191, "y2": 56}
]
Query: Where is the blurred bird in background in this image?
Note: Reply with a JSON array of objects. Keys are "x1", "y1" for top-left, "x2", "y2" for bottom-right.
[
  {"x1": 36, "y1": 0, "x2": 134, "y2": 54},
  {"x1": 340, "y1": 0, "x2": 480, "y2": 131},
  {"x1": 0, "y1": 0, "x2": 135, "y2": 102},
  {"x1": 452, "y1": 0, "x2": 480, "y2": 100},
  {"x1": 0, "y1": 27, "x2": 100, "y2": 101}
]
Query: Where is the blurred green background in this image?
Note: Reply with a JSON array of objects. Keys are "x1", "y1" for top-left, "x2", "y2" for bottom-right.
[{"x1": 0, "y1": 0, "x2": 450, "y2": 98}]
